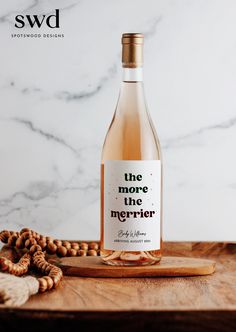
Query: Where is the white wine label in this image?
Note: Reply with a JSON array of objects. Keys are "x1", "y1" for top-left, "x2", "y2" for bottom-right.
[{"x1": 104, "y1": 160, "x2": 161, "y2": 251}]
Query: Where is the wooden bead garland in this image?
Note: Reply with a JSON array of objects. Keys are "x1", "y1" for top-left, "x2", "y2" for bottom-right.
[
  {"x1": 0, "y1": 228, "x2": 100, "y2": 294},
  {"x1": 0, "y1": 253, "x2": 31, "y2": 276},
  {"x1": 0, "y1": 229, "x2": 100, "y2": 258}
]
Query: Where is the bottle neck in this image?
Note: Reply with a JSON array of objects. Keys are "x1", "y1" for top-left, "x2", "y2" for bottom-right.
[
  {"x1": 122, "y1": 67, "x2": 143, "y2": 82},
  {"x1": 117, "y1": 68, "x2": 146, "y2": 115}
]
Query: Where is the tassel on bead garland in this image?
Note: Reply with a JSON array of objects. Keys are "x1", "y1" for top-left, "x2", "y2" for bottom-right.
[
  {"x1": 0, "y1": 228, "x2": 100, "y2": 306},
  {"x1": 0, "y1": 272, "x2": 39, "y2": 306}
]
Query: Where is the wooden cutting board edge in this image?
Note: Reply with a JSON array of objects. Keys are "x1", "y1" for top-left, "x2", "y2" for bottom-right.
[{"x1": 49, "y1": 256, "x2": 216, "y2": 278}]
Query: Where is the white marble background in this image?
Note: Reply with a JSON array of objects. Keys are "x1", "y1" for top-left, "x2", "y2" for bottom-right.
[{"x1": 0, "y1": 0, "x2": 235, "y2": 241}]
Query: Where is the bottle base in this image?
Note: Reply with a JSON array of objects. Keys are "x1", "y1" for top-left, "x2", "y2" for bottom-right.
[
  {"x1": 102, "y1": 258, "x2": 161, "y2": 266},
  {"x1": 101, "y1": 250, "x2": 161, "y2": 266}
]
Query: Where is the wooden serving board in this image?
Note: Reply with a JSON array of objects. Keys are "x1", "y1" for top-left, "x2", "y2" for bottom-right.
[{"x1": 49, "y1": 256, "x2": 216, "y2": 278}]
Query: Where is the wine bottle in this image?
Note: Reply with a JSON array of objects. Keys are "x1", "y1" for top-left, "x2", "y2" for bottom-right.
[{"x1": 100, "y1": 33, "x2": 162, "y2": 266}]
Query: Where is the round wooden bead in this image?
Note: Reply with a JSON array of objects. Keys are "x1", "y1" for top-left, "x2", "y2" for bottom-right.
[
  {"x1": 33, "y1": 250, "x2": 45, "y2": 258},
  {"x1": 80, "y1": 243, "x2": 88, "y2": 250},
  {"x1": 44, "y1": 264, "x2": 52, "y2": 274},
  {"x1": 88, "y1": 249, "x2": 97, "y2": 256},
  {"x1": 35, "y1": 233, "x2": 40, "y2": 240},
  {"x1": 57, "y1": 246, "x2": 67, "y2": 257},
  {"x1": 24, "y1": 238, "x2": 30, "y2": 248},
  {"x1": 8, "y1": 261, "x2": 14, "y2": 273},
  {"x1": 25, "y1": 238, "x2": 37, "y2": 249},
  {"x1": 37, "y1": 261, "x2": 46, "y2": 270},
  {"x1": 62, "y1": 241, "x2": 71, "y2": 250},
  {"x1": 34, "y1": 231, "x2": 40, "y2": 238},
  {"x1": 0, "y1": 230, "x2": 10, "y2": 243},
  {"x1": 30, "y1": 244, "x2": 42, "y2": 254},
  {"x1": 38, "y1": 277, "x2": 48, "y2": 293},
  {"x1": 51, "y1": 275, "x2": 61, "y2": 288},
  {"x1": 67, "y1": 248, "x2": 77, "y2": 257},
  {"x1": 54, "y1": 240, "x2": 62, "y2": 247},
  {"x1": 21, "y1": 231, "x2": 32, "y2": 240},
  {"x1": 46, "y1": 236, "x2": 53, "y2": 243},
  {"x1": 43, "y1": 276, "x2": 54, "y2": 290},
  {"x1": 34, "y1": 255, "x2": 42, "y2": 263},
  {"x1": 49, "y1": 267, "x2": 62, "y2": 278},
  {"x1": 35, "y1": 260, "x2": 43, "y2": 268},
  {"x1": 15, "y1": 237, "x2": 25, "y2": 249},
  {"x1": 49, "y1": 266, "x2": 61, "y2": 273},
  {"x1": 8, "y1": 262, "x2": 17, "y2": 274},
  {"x1": 42, "y1": 263, "x2": 49, "y2": 273},
  {"x1": 33, "y1": 257, "x2": 44, "y2": 265},
  {"x1": 46, "y1": 242, "x2": 57, "y2": 254},
  {"x1": 32, "y1": 255, "x2": 40, "y2": 262},
  {"x1": 14, "y1": 266, "x2": 22, "y2": 276},
  {"x1": 31, "y1": 231, "x2": 37, "y2": 238},
  {"x1": 37, "y1": 239, "x2": 47, "y2": 249},
  {"x1": 78, "y1": 249, "x2": 87, "y2": 257},
  {"x1": 71, "y1": 242, "x2": 79, "y2": 250},
  {"x1": 88, "y1": 242, "x2": 99, "y2": 250},
  {"x1": 0, "y1": 257, "x2": 9, "y2": 271},
  {"x1": 20, "y1": 228, "x2": 30, "y2": 235},
  {"x1": 8, "y1": 235, "x2": 17, "y2": 246}
]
